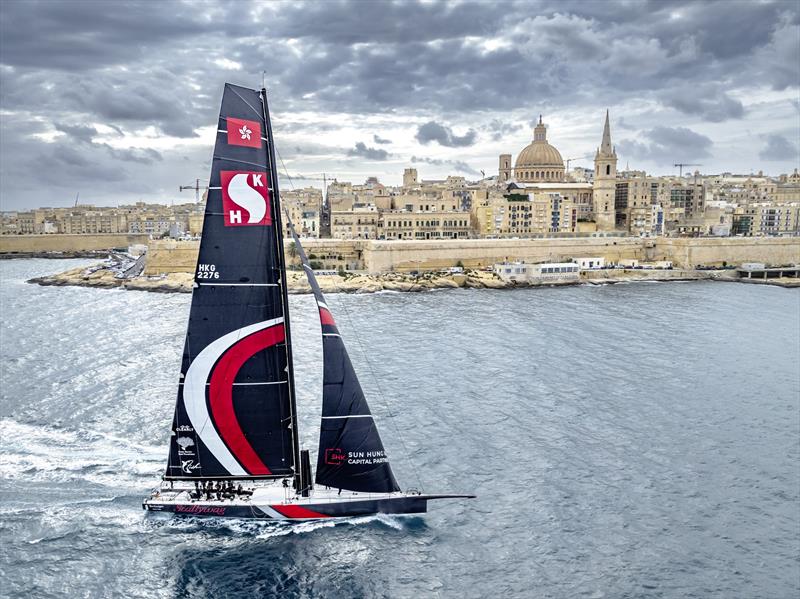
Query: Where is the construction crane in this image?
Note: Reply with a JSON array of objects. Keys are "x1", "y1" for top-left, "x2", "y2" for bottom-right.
[
  {"x1": 280, "y1": 172, "x2": 336, "y2": 183},
  {"x1": 179, "y1": 179, "x2": 205, "y2": 203},
  {"x1": 674, "y1": 163, "x2": 702, "y2": 177},
  {"x1": 565, "y1": 154, "x2": 595, "y2": 172}
]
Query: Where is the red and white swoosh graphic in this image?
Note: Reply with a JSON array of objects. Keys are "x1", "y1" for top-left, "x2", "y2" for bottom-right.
[{"x1": 183, "y1": 318, "x2": 284, "y2": 475}]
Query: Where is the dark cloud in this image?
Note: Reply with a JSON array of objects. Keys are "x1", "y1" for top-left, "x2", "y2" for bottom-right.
[
  {"x1": 53, "y1": 123, "x2": 99, "y2": 144},
  {"x1": 0, "y1": 0, "x2": 797, "y2": 208},
  {"x1": 53, "y1": 122, "x2": 163, "y2": 164},
  {"x1": 759, "y1": 134, "x2": 799, "y2": 161},
  {"x1": 347, "y1": 142, "x2": 389, "y2": 161},
  {"x1": 0, "y1": 113, "x2": 182, "y2": 208},
  {"x1": 266, "y1": 1, "x2": 506, "y2": 46},
  {"x1": 662, "y1": 86, "x2": 744, "y2": 122},
  {"x1": 485, "y1": 119, "x2": 522, "y2": 141},
  {"x1": 411, "y1": 156, "x2": 480, "y2": 177},
  {"x1": 104, "y1": 146, "x2": 163, "y2": 165},
  {"x1": 416, "y1": 121, "x2": 477, "y2": 147},
  {"x1": 0, "y1": 0, "x2": 245, "y2": 71},
  {"x1": 618, "y1": 126, "x2": 713, "y2": 165}
]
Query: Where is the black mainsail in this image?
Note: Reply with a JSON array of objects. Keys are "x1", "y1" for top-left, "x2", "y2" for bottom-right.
[
  {"x1": 287, "y1": 221, "x2": 400, "y2": 494},
  {"x1": 165, "y1": 83, "x2": 299, "y2": 481}
]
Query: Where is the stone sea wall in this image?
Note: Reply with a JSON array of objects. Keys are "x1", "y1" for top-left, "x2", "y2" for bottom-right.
[
  {"x1": 142, "y1": 236, "x2": 799, "y2": 275},
  {"x1": 0, "y1": 233, "x2": 149, "y2": 254},
  {"x1": 648, "y1": 237, "x2": 800, "y2": 268},
  {"x1": 3, "y1": 234, "x2": 797, "y2": 272}
]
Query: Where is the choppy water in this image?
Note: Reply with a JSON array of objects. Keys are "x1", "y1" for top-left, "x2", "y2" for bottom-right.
[{"x1": 1, "y1": 259, "x2": 798, "y2": 598}]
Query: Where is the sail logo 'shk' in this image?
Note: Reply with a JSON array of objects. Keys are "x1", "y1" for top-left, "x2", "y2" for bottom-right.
[{"x1": 221, "y1": 170, "x2": 272, "y2": 227}]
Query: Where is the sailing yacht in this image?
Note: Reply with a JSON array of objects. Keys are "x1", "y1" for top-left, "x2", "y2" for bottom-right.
[{"x1": 142, "y1": 83, "x2": 473, "y2": 520}]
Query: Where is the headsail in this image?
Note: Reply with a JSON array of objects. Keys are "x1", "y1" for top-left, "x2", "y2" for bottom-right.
[
  {"x1": 286, "y1": 219, "x2": 400, "y2": 493},
  {"x1": 165, "y1": 83, "x2": 298, "y2": 480}
]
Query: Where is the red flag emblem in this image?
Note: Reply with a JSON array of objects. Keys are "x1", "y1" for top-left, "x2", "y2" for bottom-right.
[
  {"x1": 226, "y1": 118, "x2": 262, "y2": 148},
  {"x1": 220, "y1": 171, "x2": 271, "y2": 227}
]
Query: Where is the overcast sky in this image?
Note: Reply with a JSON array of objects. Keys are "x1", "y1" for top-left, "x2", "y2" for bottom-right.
[{"x1": 1, "y1": 0, "x2": 798, "y2": 210}]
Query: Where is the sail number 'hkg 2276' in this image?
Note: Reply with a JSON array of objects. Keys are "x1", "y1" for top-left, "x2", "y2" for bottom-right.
[{"x1": 197, "y1": 264, "x2": 219, "y2": 279}]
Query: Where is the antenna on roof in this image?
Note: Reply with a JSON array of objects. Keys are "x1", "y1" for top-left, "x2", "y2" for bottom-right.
[{"x1": 74, "y1": 192, "x2": 79, "y2": 207}]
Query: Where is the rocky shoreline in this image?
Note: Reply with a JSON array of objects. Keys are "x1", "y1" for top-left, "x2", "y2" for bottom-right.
[{"x1": 27, "y1": 262, "x2": 798, "y2": 293}]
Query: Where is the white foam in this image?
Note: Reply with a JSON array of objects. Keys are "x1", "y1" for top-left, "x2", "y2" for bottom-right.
[{"x1": 0, "y1": 418, "x2": 163, "y2": 489}]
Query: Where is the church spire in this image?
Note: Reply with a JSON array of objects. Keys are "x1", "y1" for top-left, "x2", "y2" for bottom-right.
[{"x1": 600, "y1": 109, "x2": 613, "y2": 155}]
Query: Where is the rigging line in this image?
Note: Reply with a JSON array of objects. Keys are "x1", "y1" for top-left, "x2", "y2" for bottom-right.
[
  {"x1": 275, "y1": 147, "x2": 295, "y2": 191},
  {"x1": 228, "y1": 85, "x2": 262, "y2": 119}
]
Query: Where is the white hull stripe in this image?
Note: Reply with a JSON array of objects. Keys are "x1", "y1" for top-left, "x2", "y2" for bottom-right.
[
  {"x1": 257, "y1": 505, "x2": 287, "y2": 519},
  {"x1": 197, "y1": 282, "x2": 279, "y2": 287},
  {"x1": 321, "y1": 414, "x2": 373, "y2": 419},
  {"x1": 179, "y1": 381, "x2": 286, "y2": 386},
  {"x1": 184, "y1": 317, "x2": 284, "y2": 476}
]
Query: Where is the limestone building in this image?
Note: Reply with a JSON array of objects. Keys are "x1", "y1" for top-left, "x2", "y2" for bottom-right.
[
  {"x1": 378, "y1": 211, "x2": 471, "y2": 240},
  {"x1": 472, "y1": 190, "x2": 577, "y2": 237}
]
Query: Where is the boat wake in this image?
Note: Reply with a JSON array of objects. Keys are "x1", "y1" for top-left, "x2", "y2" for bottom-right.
[
  {"x1": 144, "y1": 510, "x2": 416, "y2": 539},
  {"x1": 0, "y1": 418, "x2": 163, "y2": 489}
]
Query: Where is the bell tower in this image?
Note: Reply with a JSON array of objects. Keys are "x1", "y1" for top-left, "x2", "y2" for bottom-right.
[
  {"x1": 498, "y1": 154, "x2": 512, "y2": 182},
  {"x1": 593, "y1": 110, "x2": 618, "y2": 231}
]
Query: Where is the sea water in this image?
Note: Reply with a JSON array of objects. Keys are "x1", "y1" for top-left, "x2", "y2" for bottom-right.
[{"x1": 1, "y1": 259, "x2": 798, "y2": 598}]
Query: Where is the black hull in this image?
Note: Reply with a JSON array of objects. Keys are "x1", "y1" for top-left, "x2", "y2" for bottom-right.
[{"x1": 143, "y1": 496, "x2": 431, "y2": 520}]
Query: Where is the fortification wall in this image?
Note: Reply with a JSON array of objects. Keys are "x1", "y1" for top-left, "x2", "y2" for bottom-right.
[
  {"x1": 651, "y1": 237, "x2": 800, "y2": 268},
  {"x1": 134, "y1": 236, "x2": 800, "y2": 275},
  {"x1": 362, "y1": 237, "x2": 645, "y2": 272},
  {"x1": 143, "y1": 238, "x2": 364, "y2": 275},
  {"x1": 0, "y1": 234, "x2": 149, "y2": 254},
  {"x1": 143, "y1": 240, "x2": 201, "y2": 275}
]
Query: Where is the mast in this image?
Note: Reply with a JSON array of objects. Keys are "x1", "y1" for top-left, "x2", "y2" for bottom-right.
[{"x1": 261, "y1": 87, "x2": 302, "y2": 491}]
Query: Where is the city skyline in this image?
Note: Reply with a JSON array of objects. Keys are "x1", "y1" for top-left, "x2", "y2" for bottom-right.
[{"x1": 1, "y1": 0, "x2": 798, "y2": 210}]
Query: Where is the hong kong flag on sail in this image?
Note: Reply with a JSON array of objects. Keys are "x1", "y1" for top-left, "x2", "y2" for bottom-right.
[
  {"x1": 226, "y1": 117, "x2": 262, "y2": 148},
  {"x1": 221, "y1": 171, "x2": 271, "y2": 227}
]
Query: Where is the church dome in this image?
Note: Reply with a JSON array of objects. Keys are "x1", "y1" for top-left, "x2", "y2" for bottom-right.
[{"x1": 513, "y1": 116, "x2": 565, "y2": 183}]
